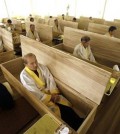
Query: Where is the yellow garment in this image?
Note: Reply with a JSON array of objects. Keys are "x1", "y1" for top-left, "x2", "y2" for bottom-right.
[
  {"x1": 24, "y1": 66, "x2": 71, "y2": 117},
  {"x1": 25, "y1": 66, "x2": 45, "y2": 88}
]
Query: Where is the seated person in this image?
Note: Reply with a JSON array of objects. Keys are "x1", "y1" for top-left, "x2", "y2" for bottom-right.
[
  {"x1": 105, "y1": 26, "x2": 117, "y2": 37},
  {"x1": 62, "y1": 14, "x2": 65, "y2": 20},
  {"x1": 73, "y1": 36, "x2": 96, "y2": 63},
  {"x1": 53, "y1": 19, "x2": 63, "y2": 37},
  {"x1": 89, "y1": 16, "x2": 93, "y2": 20},
  {"x1": 5, "y1": 19, "x2": 15, "y2": 32},
  {"x1": 72, "y1": 17, "x2": 77, "y2": 22},
  {"x1": 26, "y1": 24, "x2": 40, "y2": 41},
  {"x1": 20, "y1": 53, "x2": 84, "y2": 130},
  {"x1": 30, "y1": 17, "x2": 34, "y2": 22}
]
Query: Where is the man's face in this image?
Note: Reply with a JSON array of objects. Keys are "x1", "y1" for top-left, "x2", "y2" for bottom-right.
[
  {"x1": 111, "y1": 30, "x2": 116, "y2": 36},
  {"x1": 83, "y1": 40, "x2": 90, "y2": 48},
  {"x1": 30, "y1": 25, "x2": 35, "y2": 32},
  {"x1": 26, "y1": 56, "x2": 38, "y2": 71}
]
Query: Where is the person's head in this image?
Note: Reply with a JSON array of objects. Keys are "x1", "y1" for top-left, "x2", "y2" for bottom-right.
[
  {"x1": 23, "y1": 53, "x2": 38, "y2": 71},
  {"x1": 30, "y1": 24, "x2": 35, "y2": 32},
  {"x1": 89, "y1": 16, "x2": 92, "y2": 20},
  {"x1": 7, "y1": 19, "x2": 12, "y2": 24},
  {"x1": 49, "y1": 16, "x2": 52, "y2": 18},
  {"x1": 81, "y1": 36, "x2": 91, "y2": 48},
  {"x1": 62, "y1": 14, "x2": 64, "y2": 19},
  {"x1": 30, "y1": 17, "x2": 34, "y2": 22},
  {"x1": 72, "y1": 17, "x2": 77, "y2": 22},
  {"x1": 108, "y1": 26, "x2": 117, "y2": 36}
]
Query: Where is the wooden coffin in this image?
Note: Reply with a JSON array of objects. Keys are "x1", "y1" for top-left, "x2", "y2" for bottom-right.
[
  {"x1": 88, "y1": 23, "x2": 120, "y2": 39},
  {"x1": 0, "y1": 28, "x2": 15, "y2": 63},
  {"x1": 92, "y1": 18, "x2": 105, "y2": 24},
  {"x1": 104, "y1": 21, "x2": 120, "y2": 28},
  {"x1": 1, "y1": 27, "x2": 20, "y2": 50},
  {"x1": 25, "y1": 22, "x2": 53, "y2": 45},
  {"x1": 1, "y1": 35, "x2": 114, "y2": 134},
  {"x1": 53, "y1": 27, "x2": 120, "y2": 68},
  {"x1": 59, "y1": 20, "x2": 78, "y2": 32},
  {"x1": 0, "y1": 72, "x2": 40, "y2": 134},
  {"x1": 88, "y1": 23, "x2": 108, "y2": 35}
]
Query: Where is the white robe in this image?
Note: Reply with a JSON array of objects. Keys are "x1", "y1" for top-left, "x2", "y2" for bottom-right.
[
  {"x1": 73, "y1": 43, "x2": 96, "y2": 63},
  {"x1": 20, "y1": 64, "x2": 71, "y2": 116},
  {"x1": 20, "y1": 64, "x2": 57, "y2": 101},
  {"x1": 26, "y1": 30, "x2": 40, "y2": 41}
]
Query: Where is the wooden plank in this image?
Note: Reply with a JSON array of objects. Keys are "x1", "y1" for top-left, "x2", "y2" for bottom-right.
[
  {"x1": 63, "y1": 27, "x2": 120, "y2": 67},
  {"x1": 88, "y1": 23, "x2": 108, "y2": 34},
  {"x1": 88, "y1": 23, "x2": 120, "y2": 39},
  {"x1": 59, "y1": 20, "x2": 78, "y2": 32},
  {"x1": 20, "y1": 35, "x2": 111, "y2": 105},
  {"x1": 1, "y1": 28, "x2": 13, "y2": 49},
  {"x1": 25, "y1": 22, "x2": 53, "y2": 43}
]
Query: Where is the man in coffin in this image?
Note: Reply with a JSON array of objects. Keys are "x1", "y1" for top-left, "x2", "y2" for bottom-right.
[
  {"x1": 26, "y1": 24, "x2": 40, "y2": 42},
  {"x1": 73, "y1": 36, "x2": 96, "y2": 63},
  {"x1": 20, "y1": 53, "x2": 84, "y2": 130}
]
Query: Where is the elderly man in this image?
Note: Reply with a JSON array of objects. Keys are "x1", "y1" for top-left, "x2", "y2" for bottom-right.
[
  {"x1": 20, "y1": 53, "x2": 83, "y2": 130},
  {"x1": 73, "y1": 36, "x2": 96, "y2": 63},
  {"x1": 26, "y1": 24, "x2": 40, "y2": 42}
]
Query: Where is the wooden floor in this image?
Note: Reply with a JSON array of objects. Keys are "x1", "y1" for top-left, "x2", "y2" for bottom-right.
[{"x1": 87, "y1": 80, "x2": 120, "y2": 134}]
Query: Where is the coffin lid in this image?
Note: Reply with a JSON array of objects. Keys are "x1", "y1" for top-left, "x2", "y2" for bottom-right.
[{"x1": 20, "y1": 36, "x2": 112, "y2": 105}]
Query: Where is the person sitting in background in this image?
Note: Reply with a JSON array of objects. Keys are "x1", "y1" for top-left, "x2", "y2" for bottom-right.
[
  {"x1": 72, "y1": 17, "x2": 77, "y2": 22},
  {"x1": 62, "y1": 14, "x2": 65, "y2": 20},
  {"x1": 53, "y1": 19, "x2": 63, "y2": 36},
  {"x1": 5, "y1": 19, "x2": 15, "y2": 32},
  {"x1": 26, "y1": 24, "x2": 40, "y2": 42},
  {"x1": 105, "y1": 26, "x2": 117, "y2": 37},
  {"x1": 30, "y1": 17, "x2": 34, "y2": 22},
  {"x1": 73, "y1": 36, "x2": 96, "y2": 63},
  {"x1": 20, "y1": 53, "x2": 84, "y2": 130},
  {"x1": 89, "y1": 16, "x2": 93, "y2": 20}
]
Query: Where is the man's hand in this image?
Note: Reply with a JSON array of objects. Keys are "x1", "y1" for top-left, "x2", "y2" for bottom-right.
[{"x1": 51, "y1": 94, "x2": 60, "y2": 103}]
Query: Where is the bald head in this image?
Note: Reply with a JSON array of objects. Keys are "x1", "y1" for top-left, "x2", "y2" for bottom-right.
[{"x1": 23, "y1": 53, "x2": 38, "y2": 70}]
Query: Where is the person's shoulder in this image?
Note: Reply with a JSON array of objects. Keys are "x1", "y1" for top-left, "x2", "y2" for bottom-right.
[{"x1": 20, "y1": 68, "x2": 26, "y2": 76}]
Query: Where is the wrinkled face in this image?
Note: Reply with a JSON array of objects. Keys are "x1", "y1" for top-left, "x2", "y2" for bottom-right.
[
  {"x1": 30, "y1": 25, "x2": 35, "y2": 32},
  {"x1": 25, "y1": 56, "x2": 38, "y2": 71},
  {"x1": 82, "y1": 40, "x2": 90, "y2": 48}
]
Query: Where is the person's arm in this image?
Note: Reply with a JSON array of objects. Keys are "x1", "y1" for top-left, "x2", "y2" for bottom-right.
[
  {"x1": 89, "y1": 46, "x2": 96, "y2": 63},
  {"x1": 73, "y1": 45, "x2": 86, "y2": 59},
  {"x1": 40, "y1": 65, "x2": 60, "y2": 94},
  {"x1": 20, "y1": 72, "x2": 51, "y2": 104},
  {"x1": 35, "y1": 31, "x2": 41, "y2": 42}
]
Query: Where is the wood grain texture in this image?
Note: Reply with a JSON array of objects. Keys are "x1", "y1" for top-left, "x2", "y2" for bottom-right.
[
  {"x1": 25, "y1": 22, "x2": 53, "y2": 42},
  {"x1": 63, "y1": 27, "x2": 120, "y2": 67},
  {"x1": 59, "y1": 20, "x2": 78, "y2": 32},
  {"x1": 92, "y1": 18, "x2": 105, "y2": 24},
  {"x1": 0, "y1": 59, "x2": 63, "y2": 124},
  {"x1": 88, "y1": 23, "x2": 108, "y2": 34},
  {"x1": 104, "y1": 21, "x2": 120, "y2": 28},
  {"x1": 1, "y1": 27, "x2": 13, "y2": 49},
  {"x1": 88, "y1": 23, "x2": 120, "y2": 39},
  {"x1": 20, "y1": 35, "x2": 111, "y2": 105}
]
